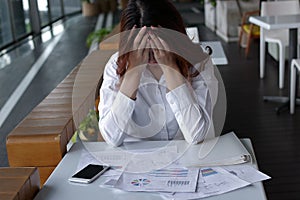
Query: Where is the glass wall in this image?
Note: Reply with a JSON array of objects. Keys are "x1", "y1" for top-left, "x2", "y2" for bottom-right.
[
  {"x1": 22, "y1": 0, "x2": 32, "y2": 34},
  {"x1": 10, "y1": 0, "x2": 31, "y2": 38},
  {"x1": 0, "y1": 0, "x2": 14, "y2": 48},
  {"x1": 37, "y1": 0, "x2": 50, "y2": 27},
  {"x1": 49, "y1": 0, "x2": 63, "y2": 21},
  {"x1": 63, "y1": 0, "x2": 81, "y2": 15},
  {"x1": 0, "y1": 0, "x2": 81, "y2": 51}
]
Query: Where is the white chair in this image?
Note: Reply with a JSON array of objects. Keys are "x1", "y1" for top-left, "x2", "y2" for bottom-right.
[
  {"x1": 260, "y1": 0, "x2": 300, "y2": 89},
  {"x1": 290, "y1": 59, "x2": 300, "y2": 114}
]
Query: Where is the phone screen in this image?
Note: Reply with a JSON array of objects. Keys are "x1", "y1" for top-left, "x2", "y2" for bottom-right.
[{"x1": 72, "y1": 164, "x2": 106, "y2": 179}]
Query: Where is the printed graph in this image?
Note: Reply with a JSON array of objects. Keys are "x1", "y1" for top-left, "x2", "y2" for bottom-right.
[
  {"x1": 201, "y1": 168, "x2": 218, "y2": 177},
  {"x1": 167, "y1": 180, "x2": 190, "y2": 187},
  {"x1": 149, "y1": 168, "x2": 188, "y2": 177},
  {"x1": 131, "y1": 178, "x2": 151, "y2": 186}
]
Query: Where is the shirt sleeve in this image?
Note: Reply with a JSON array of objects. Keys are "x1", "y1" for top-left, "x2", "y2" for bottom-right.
[
  {"x1": 166, "y1": 60, "x2": 214, "y2": 144},
  {"x1": 98, "y1": 52, "x2": 135, "y2": 147}
]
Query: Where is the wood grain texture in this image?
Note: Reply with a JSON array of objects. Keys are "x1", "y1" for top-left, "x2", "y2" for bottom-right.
[{"x1": 0, "y1": 167, "x2": 40, "y2": 200}]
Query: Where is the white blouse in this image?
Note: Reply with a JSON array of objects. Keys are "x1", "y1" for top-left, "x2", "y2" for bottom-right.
[{"x1": 98, "y1": 52, "x2": 215, "y2": 147}]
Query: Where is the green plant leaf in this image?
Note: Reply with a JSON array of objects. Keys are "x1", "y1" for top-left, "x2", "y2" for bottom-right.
[{"x1": 86, "y1": 28, "x2": 112, "y2": 47}]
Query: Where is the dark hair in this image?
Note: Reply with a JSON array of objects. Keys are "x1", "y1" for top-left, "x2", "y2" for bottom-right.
[
  {"x1": 120, "y1": 0, "x2": 186, "y2": 33},
  {"x1": 117, "y1": 0, "x2": 196, "y2": 79}
]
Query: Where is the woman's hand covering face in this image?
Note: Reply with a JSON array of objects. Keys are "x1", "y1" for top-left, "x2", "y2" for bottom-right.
[
  {"x1": 148, "y1": 26, "x2": 177, "y2": 70},
  {"x1": 127, "y1": 26, "x2": 150, "y2": 70}
]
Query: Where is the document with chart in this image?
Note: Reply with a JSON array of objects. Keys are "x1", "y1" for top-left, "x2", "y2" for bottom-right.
[
  {"x1": 163, "y1": 167, "x2": 250, "y2": 200},
  {"x1": 114, "y1": 167, "x2": 199, "y2": 192}
]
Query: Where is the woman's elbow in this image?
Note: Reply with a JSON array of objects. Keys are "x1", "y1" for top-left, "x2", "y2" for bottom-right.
[
  {"x1": 186, "y1": 119, "x2": 210, "y2": 144},
  {"x1": 104, "y1": 137, "x2": 123, "y2": 147},
  {"x1": 99, "y1": 122, "x2": 124, "y2": 147}
]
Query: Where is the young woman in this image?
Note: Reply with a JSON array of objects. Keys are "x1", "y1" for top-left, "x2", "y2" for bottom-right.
[{"x1": 98, "y1": 0, "x2": 215, "y2": 147}]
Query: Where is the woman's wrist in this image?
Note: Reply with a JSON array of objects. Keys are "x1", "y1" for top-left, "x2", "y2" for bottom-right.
[
  {"x1": 119, "y1": 67, "x2": 144, "y2": 100},
  {"x1": 163, "y1": 66, "x2": 186, "y2": 91}
]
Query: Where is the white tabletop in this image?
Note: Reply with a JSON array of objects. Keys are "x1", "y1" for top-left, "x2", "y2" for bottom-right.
[
  {"x1": 34, "y1": 139, "x2": 266, "y2": 200},
  {"x1": 186, "y1": 27, "x2": 228, "y2": 65},
  {"x1": 200, "y1": 41, "x2": 228, "y2": 65},
  {"x1": 249, "y1": 14, "x2": 300, "y2": 30}
]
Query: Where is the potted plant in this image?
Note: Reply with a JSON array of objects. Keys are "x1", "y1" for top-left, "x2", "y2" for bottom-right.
[
  {"x1": 208, "y1": 0, "x2": 217, "y2": 7},
  {"x1": 74, "y1": 109, "x2": 102, "y2": 142}
]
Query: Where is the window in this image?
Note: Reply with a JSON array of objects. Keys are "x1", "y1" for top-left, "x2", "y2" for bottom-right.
[
  {"x1": 0, "y1": 0, "x2": 13, "y2": 48},
  {"x1": 0, "y1": 0, "x2": 82, "y2": 51},
  {"x1": 22, "y1": 0, "x2": 32, "y2": 34},
  {"x1": 63, "y1": 0, "x2": 81, "y2": 15},
  {"x1": 37, "y1": 0, "x2": 50, "y2": 27},
  {"x1": 11, "y1": 0, "x2": 32, "y2": 38},
  {"x1": 49, "y1": 0, "x2": 63, "y2": 21}
]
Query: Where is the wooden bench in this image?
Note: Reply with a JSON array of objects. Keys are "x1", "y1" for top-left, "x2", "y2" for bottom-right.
[
  {"x1": 0, "y1": 167, "x2": 40, "y2": 200},
  {"x1": 6, "y1": 49, "x2": 116, "y2": 186}
]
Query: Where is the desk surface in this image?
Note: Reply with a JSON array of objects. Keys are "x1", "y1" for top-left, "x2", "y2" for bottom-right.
[
  {"x1": 201, "y1": 41, "x2": 228, "y2": 65},
  {"x1": 250, "y1": 14, "x2": 300, "y2": 30},
  {"x1": 34, "y1": 139, "x2": 267, "y2": 200},
  {"x1": 186, "y1": 27, "x2": 228, "y2": 65}
]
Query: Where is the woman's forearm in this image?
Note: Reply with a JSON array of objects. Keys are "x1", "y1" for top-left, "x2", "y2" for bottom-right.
[
  {"x1": 166, "y1": 84, "x2": 211, "y2": 144},
  {"x1": 119, "y1": 66, "x2": 144, "y2": 100},
  {"x1": 162, "y1": 65, "x2": 186, "y2": 91}
]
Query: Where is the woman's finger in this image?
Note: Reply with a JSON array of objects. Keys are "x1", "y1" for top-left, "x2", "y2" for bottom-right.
[
  {"x1": 142, "y1": 45, "x2": 149, "y2": 59},
  {"x1": 149, "y1": 31, "x2": 164, "y2": 52},
  {"x1": 152, "y1": 26, "x2": 172, "y2": 52},
  {"x1": 138, "y1": 33, "x2": 149, "y2": 59},
  {"x1": 127, "y1": 25, "x2": 136, "y2": 42},
  {"x1": 124, "y1": 25, "x2": 137, "y2": 48},
  {"x1": 133, "y1": 26, "x2": 147, "y2": 49},
  {"x1": 158, "y1": 37, "x2": 170, "y2": 52},
  {"x1": 138, "y1": 32, "x2": 148, "y2": 50},
  {"x1": 149, "y1": 39, "x2": 159, "y2": 56}
]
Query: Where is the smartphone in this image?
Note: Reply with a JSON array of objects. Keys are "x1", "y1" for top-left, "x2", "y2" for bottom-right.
[{"x1": 68, "y1": 164, "x2": 110, "y2": 184}]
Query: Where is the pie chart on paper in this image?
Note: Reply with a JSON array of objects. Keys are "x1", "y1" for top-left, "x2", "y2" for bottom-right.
[{"x1": 131, "y1": 178, "x2": 151, "y2": 186}]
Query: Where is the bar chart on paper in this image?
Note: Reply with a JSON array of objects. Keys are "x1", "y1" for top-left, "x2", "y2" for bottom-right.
[{"x1": 149, "y1": 168, "x2": 189, "y2": 177}]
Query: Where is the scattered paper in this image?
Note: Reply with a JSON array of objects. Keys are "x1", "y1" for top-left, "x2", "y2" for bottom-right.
[
  {"x1": 77, "y1": 150, "x2": 122, "y2": 177},
  {"x1": 163, "y1": 167, "x2": 250, "y2": 200},
  {"x1": 223, "y1": 165, "x2": 271, "y2": 183},
  {"x1": 74, "y1": 133, "x2": 271, "y2": 199},
  {"x1": 77, "y1": 145, "x2": 179, "y2": 176},
  {"x1": 114, "y1": 167, "x2": 199, "y2": 193},
  {"x1": 101, "y1": 177, "x2": 120, "y2": 188},
  {"x1": 90, "y1": 145, "x2": 179, "y2": 173}
]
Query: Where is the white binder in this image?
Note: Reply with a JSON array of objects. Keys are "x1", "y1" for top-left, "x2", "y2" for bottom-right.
[{"x1": 177, "y1": 131, "x2": 252, "y2": 167}]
